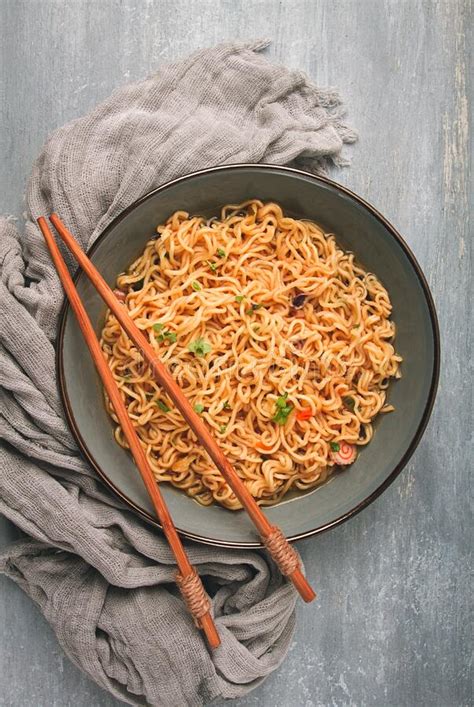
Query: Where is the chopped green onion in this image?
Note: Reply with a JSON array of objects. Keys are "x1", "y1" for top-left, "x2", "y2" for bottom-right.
[
  {"x1": 188, "y1": 338, "x2": 212, "y2": 357},
  {"x1": 272, "y1": 393, "x2": 293, "y2": 425},
  {"x1": 217, "y1": 248, "x2": 226, "y2": 258},
  {"x1": 235, "y1": 295, "x2": 245, "y2": 303},
  {"x1": 153, "y1": 323, "x2": 164, "y2": 332},
  {"x1": 131, "y1": 278, "x2": 144, "y2": 291},
  {"x1": 330, "y1": 441, "x2": 340, "y2": 452},
  {"x1": 207, "y1": 260, "x2": 218, "y2": 272},
  {"x1": 157, "y1": 400, "x2": 171, "y2": 413},
  {"x1": 192, "y1": 281, "x2": 201, "y2": 291},
  {"x1": 194, "y1": 403, "x2": 205, "y2": 414},
  {"x1": 342, "y1": 396, "x2": 355, "y2": 411},
  {"x1": 219, "y1": 424, "x2": 227, "y2": 434},
  {"x1": 222, "y1": 400, "x2": 231, "y2": 410}
]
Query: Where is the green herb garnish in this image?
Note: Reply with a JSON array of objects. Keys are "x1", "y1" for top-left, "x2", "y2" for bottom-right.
[
  {"x1": 330, "y1": 441, "x2": 340, "y2": 452},
  {"x1": 219, "y1": 424, "x2": 227, "y2": 434},
  {"x1": 131, "y1": 278, "x2": 144, "y2": 291},
  {"x1": 272, "y1": 392, "x2": 293, "y2": 425},
  {"x1": 194, "y1": 403, "x2": 205, "y2": 414},
  {"x1": 207, "y1": 260, "x2": 218, "y2": 272},
  {"x1": 222, "y1": 400, "x2": 231, "y2": 410},
  {"x1": 246, "y1": 303, "x2": 263, "y2": 315},
  {"x1": 217, "y1": 248, "x2": 226, "y2": 258},
  {"x1": 342, "y1": 396, "x2": 355, "y2": 411},
  {"x1": 188, "y1": 338, "x2": 212, "y2": 357},
  {"x1": 192, "y1": 281, "x2": 201, "y2": 291},
  {"x1": 235, "y1": 295, "x2": 245, "y2": 303},
  {"x1": 276, "y1": 393, "x2": 288, "y2": 408},
  {"x1": 154, "y1": 323, "x2": 177, "y2": 344},
  {"x1": 157, "y1": 400, "x2": 171, "y2": 413}
]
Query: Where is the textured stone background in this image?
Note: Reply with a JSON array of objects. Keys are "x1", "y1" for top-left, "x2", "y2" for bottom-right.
[{"x1": 0, "y1": 1, "x2": 471, "y2": 705}]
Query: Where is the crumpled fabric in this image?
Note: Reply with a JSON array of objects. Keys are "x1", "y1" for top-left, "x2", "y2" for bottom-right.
[{"x1": 0, "y1": 41, "x2": 356, "y2": 705}]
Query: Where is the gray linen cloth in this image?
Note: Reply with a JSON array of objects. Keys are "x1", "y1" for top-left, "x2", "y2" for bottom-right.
[{"x1": 0, "y1": 41, "x2": 356, "y2": 706}]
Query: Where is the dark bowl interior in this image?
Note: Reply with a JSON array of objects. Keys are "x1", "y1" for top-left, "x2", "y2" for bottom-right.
[{"x1": 58, "y1": 165, "x2": 439, "y2": 547}]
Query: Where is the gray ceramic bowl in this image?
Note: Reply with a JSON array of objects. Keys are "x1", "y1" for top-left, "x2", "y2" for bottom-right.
[{"x1": 58, "y1": 165, "x2": 440, "y2": 547}]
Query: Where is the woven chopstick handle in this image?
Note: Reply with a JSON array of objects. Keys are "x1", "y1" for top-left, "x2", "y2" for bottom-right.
[
  {"x1": 263, "y1": 526, "x2": 300, "y2": 576},
  {"x1": 176, "y1": 567, "x2": 212, "y2": 626}
]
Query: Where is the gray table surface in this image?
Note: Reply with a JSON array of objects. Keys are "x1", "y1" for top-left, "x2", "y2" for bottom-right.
[{"x1": 0, "y1": 1, "x2": 472, "y2": 706}]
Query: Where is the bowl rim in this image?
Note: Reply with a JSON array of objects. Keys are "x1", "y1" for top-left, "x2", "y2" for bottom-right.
[{"x1": 56, "y1": 163, "x2": 441, "y2": 548}]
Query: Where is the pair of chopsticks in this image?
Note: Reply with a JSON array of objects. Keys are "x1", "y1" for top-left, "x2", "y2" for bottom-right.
[{"x1": 38, "y1": 214, "x2": 316, "y2": 648}]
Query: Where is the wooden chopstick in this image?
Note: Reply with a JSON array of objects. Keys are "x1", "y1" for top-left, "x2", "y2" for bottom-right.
[
  {"x1": 49, "y1": 213, "x2": 316, "y2": 603},
  {"x1": 37, "y1": 217, "x2": 220, "y2": 649}
]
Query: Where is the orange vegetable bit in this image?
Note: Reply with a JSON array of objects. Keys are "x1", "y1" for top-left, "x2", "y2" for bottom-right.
[{"x1": 296, "y1": 408, "x2": 313, "y2": 421}]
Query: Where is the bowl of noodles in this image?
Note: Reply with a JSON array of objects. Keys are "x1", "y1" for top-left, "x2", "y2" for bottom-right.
[{"x1": 57, "y1": 165, "x2": 440, "y2": 547}]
